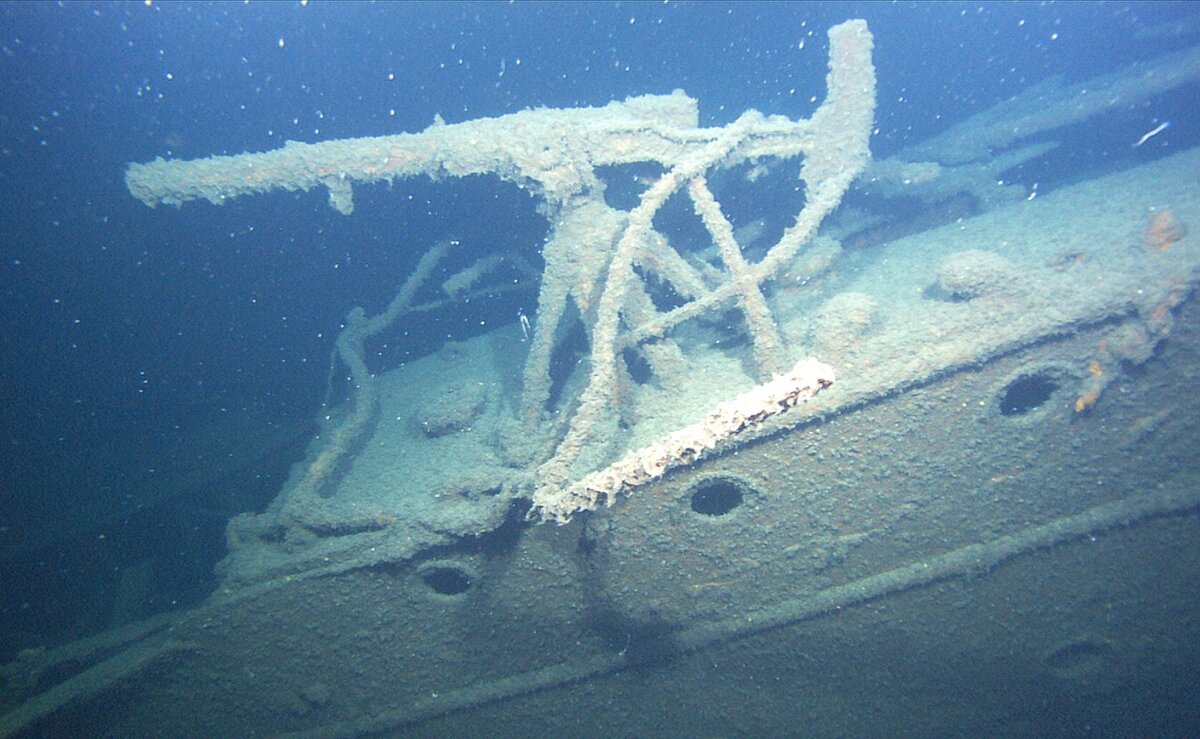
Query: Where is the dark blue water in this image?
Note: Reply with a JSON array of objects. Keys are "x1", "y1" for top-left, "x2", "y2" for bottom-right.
[{"x1": 1, "y1": 0, "x2": 1197, "y2": 664}]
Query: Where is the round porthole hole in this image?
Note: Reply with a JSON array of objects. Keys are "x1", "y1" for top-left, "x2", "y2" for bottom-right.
[
  {"x1": 998, "y1": 371, "x2": 1059, "y2": 417},
  {"x1": 418, "y1": 562, "x2": 474, "y2": 596},
  {"x1": 689, "y1": 478, "x2": 746, "y2": 517}
]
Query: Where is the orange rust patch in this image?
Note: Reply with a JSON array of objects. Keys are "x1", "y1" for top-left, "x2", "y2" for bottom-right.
[
  {"x1": 1151, "y1": 301, "x2": 1171, "y2": 323},
  {"x1": 1074, "y1": 388, "x2": 1100, "y2": 413},
  {"x1": 1145, "y1": 208, "x2": 1186, "y2": 252}
]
